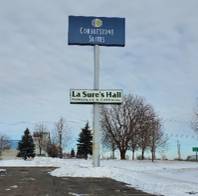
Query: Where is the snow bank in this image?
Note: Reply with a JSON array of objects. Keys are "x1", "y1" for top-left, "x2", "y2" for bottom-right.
[
  {"x1": 0, "y1": 157, "x2": 63, "y2": 167},
  {"x1": 1, "y1": 158, "x2": 198, "y2": 196}
]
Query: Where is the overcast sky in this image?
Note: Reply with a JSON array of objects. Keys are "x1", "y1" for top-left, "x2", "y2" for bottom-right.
[{"x1": 0, "y1": 0, "x2": 198, "y2": 156}]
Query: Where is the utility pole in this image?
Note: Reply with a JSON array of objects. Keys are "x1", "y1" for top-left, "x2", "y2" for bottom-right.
[{"x1": 177, "y1": 140, "x2": 181, "y2": 160}]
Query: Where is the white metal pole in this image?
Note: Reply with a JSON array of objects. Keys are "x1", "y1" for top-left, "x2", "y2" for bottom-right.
[{"x1": 93, "y1": 45, "x2": 100, "y2": 167}]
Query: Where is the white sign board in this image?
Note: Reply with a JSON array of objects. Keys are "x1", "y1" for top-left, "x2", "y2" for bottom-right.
[{"x1": 70, "y1": 89, "x2": 123, "y2": 104}]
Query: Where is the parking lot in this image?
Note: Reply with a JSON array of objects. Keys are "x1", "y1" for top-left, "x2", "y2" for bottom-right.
[{"x1": 0, "y1": 167, "x2": 156, "y2": 196}]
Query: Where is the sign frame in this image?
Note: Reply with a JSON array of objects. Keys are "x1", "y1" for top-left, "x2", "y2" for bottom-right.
[
  {"x1": 70, "y1": 89, "x2": 123, "y2": 104},
  {"x1": 68, "y1": 15, "x2": 125, "y2": 47}
]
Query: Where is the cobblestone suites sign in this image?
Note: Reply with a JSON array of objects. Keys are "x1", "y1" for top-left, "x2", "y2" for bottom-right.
[
  {"x1": 68, "y1": 16, "x2": 125, "y2": 46},
  {"x1": 70, "y1": 89, "x2": 123, "y2": 104}
]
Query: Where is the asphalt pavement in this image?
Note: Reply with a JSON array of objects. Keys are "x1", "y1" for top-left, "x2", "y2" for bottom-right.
[{"x1": 0, "y1": 167, "x2": 158, "y2": 196}]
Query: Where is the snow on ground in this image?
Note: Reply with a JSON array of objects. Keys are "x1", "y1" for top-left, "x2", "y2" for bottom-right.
[{"x1": 0, "y1": 158, "x2": 198, "y2": 196}]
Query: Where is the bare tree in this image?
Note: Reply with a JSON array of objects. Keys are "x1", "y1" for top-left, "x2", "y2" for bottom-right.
[
  {"x1": 192, "y1": 107, "x2": 198, "y2": 135},
  {"x1": 101, "y1": 98, "x2": 130, "y2": 160},
  {"x1": 128, "y1": 98, "x2": 150, "y2": 160},
  {"x1": 135, "y1": 104, "x2": 168, "y2": 161},
  {"x1": 136, "y1": 104, "x2": 154, "y2": 160},
  {"x1": 34, "y1": 122, "x2": 50, "y2": 156},
  {"x1": 101, "y1": 95, "x2": 151, "y2": 160},
  {"x1": 128, "y1": 97, "x2": 163, "y2": 161},
  {"x1": 102, "y1": 128, "x2": 117, "y2": 159},
  {"x1": 102, "y1": 94, "x2": 165, "y2": 161},
  {"x1": 148, "y1": 117, "x2": 168, "y2": 162},
  {"x1": 54, "y1": 117, "x2": 68, "y2": 158},
  {"x1": 0, "y1": 135, "x2": 10, "y2": 156},
  {"x1": 130, "y1": 130, "x2": 139, "y2": 160}
]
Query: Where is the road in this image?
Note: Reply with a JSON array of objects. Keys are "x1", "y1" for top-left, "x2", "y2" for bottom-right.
[{"x1": 0, "y1": 167, "x2": 158, "y2": 196}]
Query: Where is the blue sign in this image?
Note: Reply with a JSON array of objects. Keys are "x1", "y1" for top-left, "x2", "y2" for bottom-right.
[{"x1": 68, "y1": 16, "x2": 125, "y2": 47}]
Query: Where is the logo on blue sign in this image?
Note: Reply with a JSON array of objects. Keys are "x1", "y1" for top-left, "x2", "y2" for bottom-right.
[
  {"x1": 68, "y1": 16, "x2": 125, "y2": 47},
  {"x1": 92, "y1": 18, "x2": 103, "y2": 28}
]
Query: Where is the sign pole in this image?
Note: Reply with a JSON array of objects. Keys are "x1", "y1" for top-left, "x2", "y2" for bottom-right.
[
  {"x1": 68, "y1": 16, "x2": 125, "y2": 167},
  {"x1": 93, "y1": 45, "x2": 100, "y2": 167}
]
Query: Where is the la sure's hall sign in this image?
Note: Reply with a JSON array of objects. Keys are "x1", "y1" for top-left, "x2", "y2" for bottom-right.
[{"x1": 70, "y1": 89, "x2": 123, "y2": 104}]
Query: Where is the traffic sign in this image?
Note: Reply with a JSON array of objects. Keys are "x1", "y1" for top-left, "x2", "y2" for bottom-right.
[{"x1": 192, "y1": 147, "x2": 198, "y2": 152}]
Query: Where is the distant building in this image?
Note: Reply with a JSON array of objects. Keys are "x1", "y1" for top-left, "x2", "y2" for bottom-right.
[
  {"x1": 186, "y1": 155, "x2": 198, "y2": 161},
  {"x1": 1, "y1": 149, "x2": 18, "y2": 160},
  {"x1": 0, "y1": 140, "x2": 19, "y2": 160},
  {"x1": 33, "y1": 132, "x2": 50, "y2": 156}
]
